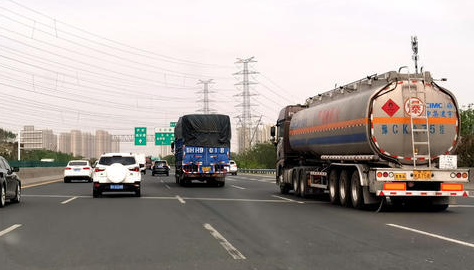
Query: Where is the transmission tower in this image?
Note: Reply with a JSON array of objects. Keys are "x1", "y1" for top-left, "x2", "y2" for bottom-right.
[
  {"x1": 196, "y1": 79, "x2": 216, "y2": 114},
  {"x1": 234, "y1": 57, "x2": 258, "y2": 152}
]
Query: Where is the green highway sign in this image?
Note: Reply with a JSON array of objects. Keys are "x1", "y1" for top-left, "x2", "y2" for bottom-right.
[
  {"x1": 155, "y1": 128, "x2": 175, "y2": 146},
  {"x1": 170, "y1": 122, "x2": 177, "y2": 127},
  {"x1": 134, "y1": 127, "x2": 147, "y2": 146}
]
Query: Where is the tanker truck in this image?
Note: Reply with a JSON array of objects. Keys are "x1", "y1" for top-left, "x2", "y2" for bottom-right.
[{"x1": 271, "y1": 70, "x2": 469, "y2": 210}]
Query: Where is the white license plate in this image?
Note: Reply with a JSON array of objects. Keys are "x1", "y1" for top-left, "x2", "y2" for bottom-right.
[{"x1": 110, "y1": 184, "x2": 123, "y2": 190}]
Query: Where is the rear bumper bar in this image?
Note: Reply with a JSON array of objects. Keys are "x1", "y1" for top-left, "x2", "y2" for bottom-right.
[{"x1": 377, "y1": 190, "x2": 468, "y2": 197}]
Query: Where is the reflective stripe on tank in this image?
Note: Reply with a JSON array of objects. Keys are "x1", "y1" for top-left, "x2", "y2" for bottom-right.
[{"x1": 289, "y1": 118, "x2": 368, "y2": 135}]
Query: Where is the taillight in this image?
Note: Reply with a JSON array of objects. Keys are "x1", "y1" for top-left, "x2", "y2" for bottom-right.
[
  {"x1": 456, "y1": 173, "x2": 462, "y2": 178},
  {"x1": 95, "y1": 168, "x2": 105, "y2": 172},
  {"x1": 65, "y1": 167, "x2": 71, "y2": 170},
  {"x1": 83, "y1": 167, "x2": 90, "y2": 170},
  {"x1": 129, "y1": 167, "x2": 139, "y2": 172},
  {"x1": 383, "y1": 172, "x2": 389, "y2": 177},
  {"x1": 377, "y1": 172, "x2": 383, "y2": 178},
  {"x1": 462, "y1": 173, "x2": 468, "y2": 178}
]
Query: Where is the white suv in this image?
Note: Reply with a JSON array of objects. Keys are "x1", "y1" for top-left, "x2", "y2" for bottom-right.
[
  {"x1": 64, "y1": 160, "x2": 92, "y2": 183},
  {"x1": 92, "y1": 153, "x2": 142, "y2": 197},
  {"x1": 226, "y1": 160, "x2": 238, "y2": 175}
]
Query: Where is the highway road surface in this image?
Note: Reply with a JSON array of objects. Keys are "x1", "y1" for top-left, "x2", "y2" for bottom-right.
[{"x1": 1, "y1": 173, "x2": 474, "y2": 270}]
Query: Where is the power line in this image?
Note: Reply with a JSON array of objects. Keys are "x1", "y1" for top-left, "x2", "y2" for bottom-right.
[{"x1": 5, "y1": 0, "x2": 234, "y2": 69}]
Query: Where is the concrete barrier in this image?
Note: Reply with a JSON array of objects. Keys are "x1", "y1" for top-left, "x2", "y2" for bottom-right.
[{"x1": 17, "y1": 167, "x2": 64, "y2": 186}]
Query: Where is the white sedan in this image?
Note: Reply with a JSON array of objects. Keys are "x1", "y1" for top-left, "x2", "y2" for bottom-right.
[
  {"x1": 64, "y1": 160, "x2": 93, "y2": 183},
  {"x1": 226, "y1": 160, "x2": 238, "y2": 175}
]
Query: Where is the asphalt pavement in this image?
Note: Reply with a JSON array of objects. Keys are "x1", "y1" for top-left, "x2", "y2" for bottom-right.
[{"x1": 1, "y1": 172, "x2": 474, "y2": 270}]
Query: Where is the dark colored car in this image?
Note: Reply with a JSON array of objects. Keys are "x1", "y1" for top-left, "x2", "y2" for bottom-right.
[
  {"x1": 152, "y1": 161, "x2": 170, "y2": 176},
  {"x1": 0, "y1": 156, "x2": 21, "y2": 207}
]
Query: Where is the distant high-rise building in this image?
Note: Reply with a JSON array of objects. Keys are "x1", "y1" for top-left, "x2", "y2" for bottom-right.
[
  {"x1": 95, "y1": 130, "x2": 113, "y2": 157},
  {"x1": 21, "y1": 125, "x2": 57, "y2": 151},
  {"x1": 237, "y1": 123, "x2": 273, "y2": 152},
  {"x1": 71, "y1": 130, "x2": 82, "y2": 157},
  {"x1": 58, "y1": 133, "x2": 72, "y2": 154},
  {"x1": 81, "y1": 132, "x2": 95, "y2": 159}
]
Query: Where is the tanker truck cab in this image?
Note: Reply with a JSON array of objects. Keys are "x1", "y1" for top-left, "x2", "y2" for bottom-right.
[{"x1": 276, "y1": 71, "x2": 469, "y2": 211}]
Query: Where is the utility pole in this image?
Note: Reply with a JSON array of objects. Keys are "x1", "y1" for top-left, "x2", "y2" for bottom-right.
[
  {"x1": 17, "y1": 130, "x2": 21, "y2": 161},
  {"x1": 197, "y1": 79, "x2": 215, "y2": 114},
  {"x1": 234, "y1": 57, "x2": 258, "y2": 152},
  {"x1": 250, "y1": 115, "x2": 263, "y2": 146}
]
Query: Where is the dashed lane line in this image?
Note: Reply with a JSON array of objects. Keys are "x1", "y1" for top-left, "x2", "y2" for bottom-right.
[
  {"x1": 203, "y1": 223, "x2": 246, "y2": 260},
  {"x1": 387, "y1": 223, "x2": 474, "y2": 248},
  {"x1": 0, "y1": 224, "x2": 22, "y2": 237},
  {"x1": 231, "y1": 185, "x2": 246, "y2": 190},
  {"x1": 176, "y1": 195, "x2": 186, "y2": 204},
  {"x1": 165, "y1": 184, "x2": 171, "y2": 190},
  {"x1": 61, "y1": 196, "x2": 78, "y2": 204}
]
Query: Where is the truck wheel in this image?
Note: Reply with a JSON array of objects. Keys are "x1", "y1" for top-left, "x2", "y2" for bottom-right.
[
  {"x1": 350, "y1": 171, "x2": 364, "y2": 209},
  {"x1": 329, "y1": 169, "x2": 340, "y2": 205},
  {"x1": 279, "y1": 182, "x2": 290, "y2": 194},
  {"x1": 300, "y1": 169, "x2": 308, "y2": 198},
  {"x1": 292, "y1": 169, "x2": 300, "y2": 196},
  {"x1": 339, "y1": 170, "x2": 351, "y2": 207}
]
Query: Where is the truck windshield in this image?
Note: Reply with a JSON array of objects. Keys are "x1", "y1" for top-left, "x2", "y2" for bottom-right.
[{"x1": 99, "y1": 156, "x2": 136, "y2": 166}]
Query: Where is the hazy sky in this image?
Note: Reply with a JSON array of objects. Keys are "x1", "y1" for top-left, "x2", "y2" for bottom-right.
[{"x1": 0, "y1": 0, "x2": 472, "y2": 155}]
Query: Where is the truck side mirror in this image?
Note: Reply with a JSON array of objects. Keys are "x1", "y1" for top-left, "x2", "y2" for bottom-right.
[{"x1": 270, "y1": 126, "x2": 276, "y2": 137}]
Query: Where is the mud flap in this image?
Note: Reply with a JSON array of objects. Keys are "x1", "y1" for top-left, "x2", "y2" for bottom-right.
[{"x1": 363, "y1": 186, "x2": 380, "y2": 204}]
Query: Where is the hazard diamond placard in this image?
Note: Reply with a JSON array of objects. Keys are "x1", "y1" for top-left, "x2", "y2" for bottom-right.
[{"x1": 382, "y1": 99, "x2": 400, "y2": 117}]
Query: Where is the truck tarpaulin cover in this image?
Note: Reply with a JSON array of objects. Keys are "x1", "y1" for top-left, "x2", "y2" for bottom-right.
[{"x1": 175, "y1": 114, "x2": 231, "y2": 147}]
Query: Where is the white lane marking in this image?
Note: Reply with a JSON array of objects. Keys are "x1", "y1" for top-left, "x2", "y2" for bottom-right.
[
  {"x1": 160, "y1": 180, "x2": 164, "y2": 183},
  {"x1": 387, "y1": 224, "x2": 474, "y2": 248},
  {"x1": 272, "y1": 195, "x2": 305, "y2": 204},
  {"x1": 203, "y1": 223, "x2": 246, "y2": 260},
  {"x1": 231, "y1": 185, "x2": 246, "y2": 190},
  {"x1": 0, "y1": 224, "x2": 22, "y2": 237},
  {"x1": 226, "y1": 179, "x2": 237, "y2": 181},
  {"x1": 24, "y1": 194, "x2": 315, "y2": 203},
  {"x1": 176, "y1": 195, "x2": 186, "y2": 204},
  {"x1": 23, "y1": 195, "x2": 90, "y2": 198},
  {"x1": 449, "y1": 205, "x2": 474, "y2": 208},
  {"x1": 61, "y1": 196, "x2": 78, "y2": 204},
  {"x1": 165, "y1": 184, "x2": 171, "y2": 190}
]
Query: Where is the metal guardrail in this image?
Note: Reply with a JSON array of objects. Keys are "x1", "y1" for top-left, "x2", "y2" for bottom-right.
[
  {"x1": 8, "y1": 160, "x2": 68, "y2": 168},
  {"x1": 238, "y1": 168, "x2": 276, "y2": 174}
]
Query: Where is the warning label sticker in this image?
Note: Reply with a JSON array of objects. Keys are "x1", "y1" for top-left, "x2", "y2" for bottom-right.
[{"x1": 382, "y1": 99, "x2": 400, "y2": 117}]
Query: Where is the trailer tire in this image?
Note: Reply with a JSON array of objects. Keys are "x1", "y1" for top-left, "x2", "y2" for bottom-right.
[
  {"x1": 300, "y1": 169, "x2": 308, "y2": 198},
  {"x1": 293, "y1": 169, "x2": 301, "y2": 196},
  {"x1": 350, "y1": 171, "x2": 364, "y2": 209},
  {"x1": 279, "y1": 182, "x2": 290, "y2": 194},
  {"x1": 339, "y1": 170, "x2": 351, "y2": 207},
  {"x1": 329, "y1": 169, "x2": 340, "y2": 205}
]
